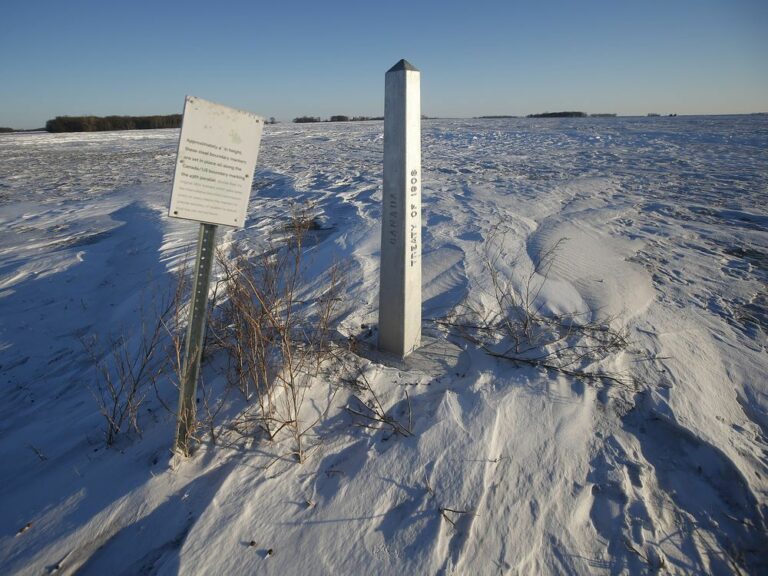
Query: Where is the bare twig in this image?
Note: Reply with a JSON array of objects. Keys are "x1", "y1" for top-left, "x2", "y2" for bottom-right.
[
  {"x1": 342, "y1": 364, "x2": 412, "y2": 437},
  {"x1": 441, "y1": 226, "x2": 633, "y2": 390}
]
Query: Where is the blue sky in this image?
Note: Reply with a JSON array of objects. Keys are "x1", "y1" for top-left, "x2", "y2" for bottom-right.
[{"x1": 1, "y1": 0, "x2": 766, "y2": 128}]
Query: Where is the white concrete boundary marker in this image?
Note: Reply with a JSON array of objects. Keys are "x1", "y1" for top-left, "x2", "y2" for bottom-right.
[{"x1": 378, "y1": 59, "x2": 421, "y2": 357}]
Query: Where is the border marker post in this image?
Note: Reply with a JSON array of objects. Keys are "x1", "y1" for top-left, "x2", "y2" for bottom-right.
[{"x1": 378, "y1": 59, "x2": 422, "y2": 358}]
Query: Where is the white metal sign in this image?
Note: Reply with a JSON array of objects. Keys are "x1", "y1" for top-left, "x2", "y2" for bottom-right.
[{"x1": 169, "y1": 96, "x2": 264, "y2": 227}]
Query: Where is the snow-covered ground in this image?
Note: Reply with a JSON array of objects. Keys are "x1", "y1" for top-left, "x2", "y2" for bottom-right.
[{"x1": 1, "y1": 116, "x2": 766, "y2": 575}]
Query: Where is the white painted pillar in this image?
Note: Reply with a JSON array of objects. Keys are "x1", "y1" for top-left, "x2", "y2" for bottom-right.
[{"x1": 378, "y1": 59, "x2": 421, "y2": 357}]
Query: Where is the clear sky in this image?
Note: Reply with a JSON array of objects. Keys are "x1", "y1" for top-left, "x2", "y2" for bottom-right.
[{"x1": 1, "y1": 0, "x2": 766, "y2": 128}]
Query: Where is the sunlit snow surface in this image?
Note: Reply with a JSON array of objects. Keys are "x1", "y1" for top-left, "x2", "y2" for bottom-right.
[{"x1": 0, "y1": 117, "x2": 766, "y2": 575}]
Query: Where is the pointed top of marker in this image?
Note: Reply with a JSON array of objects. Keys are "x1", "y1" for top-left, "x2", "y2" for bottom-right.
[{"x1": 388, "y1": 59, "x2": 419, "y2": 73}]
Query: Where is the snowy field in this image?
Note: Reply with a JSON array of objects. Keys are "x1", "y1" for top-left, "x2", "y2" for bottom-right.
[{"x1": 0, "y1": 116, "x2": 766, "y2": 575}]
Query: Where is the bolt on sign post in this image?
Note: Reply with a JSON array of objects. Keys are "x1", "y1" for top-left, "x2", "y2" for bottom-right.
[
  {"x1": 168, "y1": 96, "x2": 264, "y2": 456},
  {"x1": 378, "y1": 59, "x2": 422, "y2": 358}
]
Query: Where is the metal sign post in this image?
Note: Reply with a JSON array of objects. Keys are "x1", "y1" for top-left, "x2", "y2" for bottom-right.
[
  {"x1": 175, "y1": 222, "x2": 216, "y2": 455},
  {"x1": 169, "y1": 96, "x2": 264, "y2": 455}
]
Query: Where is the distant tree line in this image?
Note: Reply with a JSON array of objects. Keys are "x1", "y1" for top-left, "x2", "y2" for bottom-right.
[
  {"x1": 527, "y1": 111, "x2": 587, "y2": 118},
  {"x1": 45, "y1": 114, "x2": 183, "y2": 133},
  {"x1": 0, "y1": 126, "x2": 47, "y2": 133},
  {"x1": 293, "y1": 115, "x2": 384, "y2": 123}
]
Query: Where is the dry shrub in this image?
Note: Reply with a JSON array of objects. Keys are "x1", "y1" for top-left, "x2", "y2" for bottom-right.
[
  {"x1": 212, "y1": 206, "x2": 345, "y2": 461},
  {"x1": 84, "y1": 273, "x2": 187, "y2": 447}
]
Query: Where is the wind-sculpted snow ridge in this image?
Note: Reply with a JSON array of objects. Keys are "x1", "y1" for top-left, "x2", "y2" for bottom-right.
[{"x1": 0, "y1": 117, "x2": 766, "y2": 575}]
